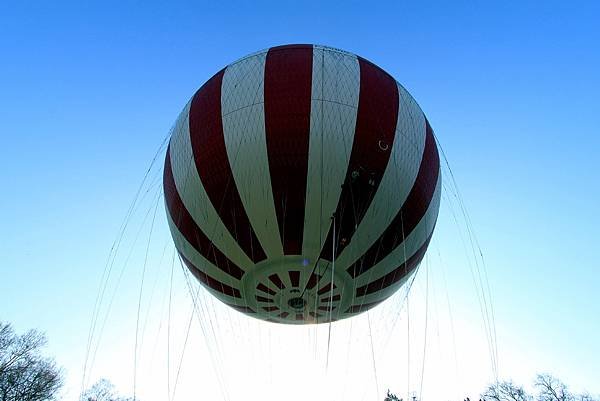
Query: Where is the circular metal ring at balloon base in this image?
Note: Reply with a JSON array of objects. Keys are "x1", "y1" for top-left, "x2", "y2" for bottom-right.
[
  {"x1": 288, "y1": 297, "x2": 306, "y2": 310},
  {"x1": 240, "y1": 256, "x2": 355, "y2": 324}
]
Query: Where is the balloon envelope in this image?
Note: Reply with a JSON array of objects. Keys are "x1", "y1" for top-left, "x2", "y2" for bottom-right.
[{"x1": 163, "y1": 44, "x2": 441, "y2": 324}]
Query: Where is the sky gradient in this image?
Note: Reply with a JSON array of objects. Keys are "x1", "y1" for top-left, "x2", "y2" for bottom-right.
[{"x1": 1, "y1": 1, "x2": 599, "y2": 400}]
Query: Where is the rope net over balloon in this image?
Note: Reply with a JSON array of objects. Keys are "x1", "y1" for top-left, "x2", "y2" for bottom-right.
[{"x1": 80, "y1": 44, "x2": 498, "y2": 401}]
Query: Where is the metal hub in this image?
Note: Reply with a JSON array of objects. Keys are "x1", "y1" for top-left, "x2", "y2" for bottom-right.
[
  {"x1": 240, "y1": 255, "x2": 354, "y2": 324},
  {"x1": 287, "y1": 297, "x2": 306, "y2": 310}
]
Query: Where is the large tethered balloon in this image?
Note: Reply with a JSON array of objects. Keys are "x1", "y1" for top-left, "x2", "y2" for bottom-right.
[{"x1": 163, "y1": 44, "x2": 441, "y2": 324}]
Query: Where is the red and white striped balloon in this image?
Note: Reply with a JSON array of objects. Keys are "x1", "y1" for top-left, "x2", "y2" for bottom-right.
[{"x1": 163, "y1": 44, "x2": 441, "y2": 324}]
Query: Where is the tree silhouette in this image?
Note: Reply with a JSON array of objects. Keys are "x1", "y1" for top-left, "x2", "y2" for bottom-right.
[
  {"x1": 0, "y1": 322, "x2": 62, "y2": 401},
  {"x1": 80, "y1": 379, "x2": 136, "y2": 401},
  {"x1": 482, "y1": 375, "x2": 598, "y2": 401}
]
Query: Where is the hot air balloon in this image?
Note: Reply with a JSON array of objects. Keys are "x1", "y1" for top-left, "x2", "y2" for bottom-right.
[{"x1": 163, "y1": 44, "x2": 440, "y2": 324}]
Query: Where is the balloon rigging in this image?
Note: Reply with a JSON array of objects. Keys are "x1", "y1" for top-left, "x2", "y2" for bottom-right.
[{"x1": 80, "y1": 44, "x2": 498, "y2": 401}]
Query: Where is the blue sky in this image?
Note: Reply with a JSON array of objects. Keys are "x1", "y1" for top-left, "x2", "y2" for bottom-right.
[{"x1": 1, "y1": 1, "x2": 599, "y2": 400}]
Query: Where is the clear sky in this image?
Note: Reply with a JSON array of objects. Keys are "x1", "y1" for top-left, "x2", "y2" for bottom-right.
[{"x1": 1, "y1": 1, "x2": 599, "y2": 400}]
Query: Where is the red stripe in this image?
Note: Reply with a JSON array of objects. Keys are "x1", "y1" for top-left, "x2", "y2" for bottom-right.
[
  {"x1": 306, "y1": 272, "x2": 322, "y2": 289},
  {"x1": 264, "y1": 44, "x2": 313, "y2": 255},
  {"x1": 317, "y1": 283, "x2": 337, "y2": 295},
  {"x1": 320, "y1": 57, "x2": 399, "y2": 261},
  {"x1": 321, "y1": 294, "x2": 341, "y2": 302},
  {"x1": 288, "y1": 270, "x2": 300, "y2": 287},
  {"x1": 347, "y1": 118, "x2": 440, "y2": 278},
  {"x1": 179, "y1": 253, "x2": 241, "y2": 298},
  {"x1": 164, "y1": 147, "x2": 245, "y2": 280},
  {"x1": 344, "y1": 300, "x2": 383, "y2": 314},
  {"x1": 255, "y1": 295, "x2": 273, "y2": 303},
  {"x1": 268, "y1": 273, "x2": 285, "y2": 289},
  {"x1": 263, "y1": 306, "x2": 279, "y2": 312},
  {"x1": 256, "y1": 283, "x2": 276, "y2": 296},
  {"x1": 226, "y1": 304, "x2": 256, "y2": 313},
  {"x1": 188, "y1": 69, "x2": 267, "y2": 263},
  {"x1": 355, "y1": 232, "x2": 433, "y2": 297}
]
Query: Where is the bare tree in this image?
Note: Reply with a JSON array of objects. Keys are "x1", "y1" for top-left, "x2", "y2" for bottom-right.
[
  {"x1": 483, "y1": 375, "x2": 597, "y2": 401},
  {"x1": 535, "y1": 374, "x2": 573, "y2": 401},
  {"x1": 80, "y1": 379, "x2": 135, "y2": 401},
  {"x1": 482, "y1": 380, "x2": 530, "y2": 401},
  {"x1": 0, "y1": 322, "x2": 63, "y2": 401},
  {"x1": 384, "y1": 390, "x2": 403, "y2": 401}
]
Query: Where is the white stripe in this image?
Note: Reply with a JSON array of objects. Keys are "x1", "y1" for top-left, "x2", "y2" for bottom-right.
[
  {"x1": 344, "y1": 275, "x2": 414, "y2": 319},
  {"x1": 334, "y1": 81, "x2": 428, "y2": 271},
  {"x1": 221, "y1": 52, "x2": 283, "y2": 258},
  {"x1": 342, "y1": 273, "x2": 412, "y2": 317},
  {"x1": 190, "y1": 278, "x2": 244, "y2": 307},
  {"x1": 168, "y1": 100, "x2": 254, "y2": 271},
  {"x1": 166, "y1": 210, "x2": 242, "y2": 289},
  {"x1": 353, "y1": 172, "x2": 441, "y2": 296},
  {"x1": 302, "y1": 46, "x2": 360, "y2": 260}
]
